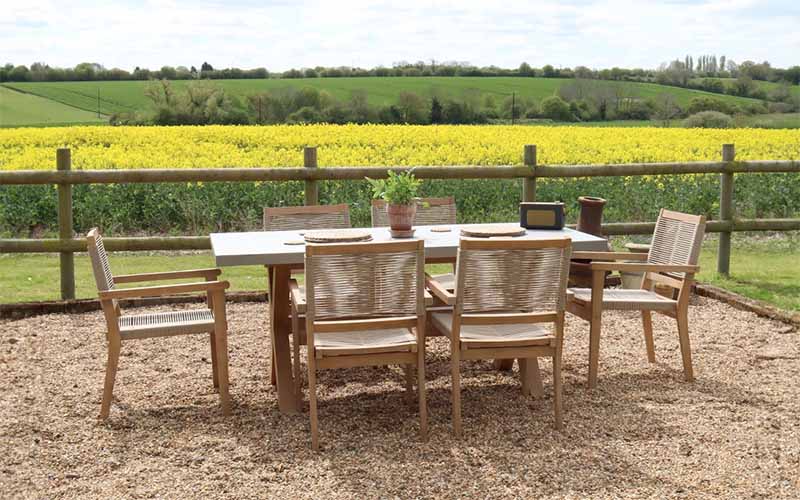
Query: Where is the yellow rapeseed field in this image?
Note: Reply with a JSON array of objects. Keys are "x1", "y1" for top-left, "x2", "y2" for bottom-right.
[{"x1": 0, "y1": 125, "x2": 799, "y2": 170}]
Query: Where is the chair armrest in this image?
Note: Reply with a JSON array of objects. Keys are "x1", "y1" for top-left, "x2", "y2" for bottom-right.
[
  {"x1": 99, "y1": 280, "x2": 229, "y2": 300},
  {"x1": 590, "y1": 262, "x2": 699, "y2": 273},
  {"x1": 571, "y1": 251, "x2": 648, "y2": 261},
  {"x1": 425, "y1": 273, "x2": 456, "y2": 305},
  {"x1": 423, "y1": 289, "x2": 434, "y2": 307},
  {"x1": 288, "y1": 279, "x2": 305, "y2": 310},
  {"x1": 113, "y1": 268, "x2": 222, "y2": 284}
]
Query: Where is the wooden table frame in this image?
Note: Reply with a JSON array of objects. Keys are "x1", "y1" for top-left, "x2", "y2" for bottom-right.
[{"x1": 211, "y1": 225, "x2": 608, "y2": 414}]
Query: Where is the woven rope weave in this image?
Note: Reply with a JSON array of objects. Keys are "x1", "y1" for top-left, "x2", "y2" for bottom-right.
[
  {"x1": 88, "y1": 231, "x2": 115, "y2": 291},
  {"x1": 119, "y1": 309, "x2": 214, "y2": 336},
  {"x1": 458, "y1": 246, "x2": 571, "y2": 313},
  {"x1": 306, "y1": 249, "x2": 421, "y2": 320},
  {"x1": 648, "y1": 212, "x2": 705, "y2": 277},
  {"x1": 263, "y1": 206, "x2": 350, "y2": 231},
  {"x1": 371, "y1": 197, "x2": 457, "y2": 227}
]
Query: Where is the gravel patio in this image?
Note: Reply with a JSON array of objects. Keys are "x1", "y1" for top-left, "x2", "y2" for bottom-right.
[{"x1": 1, "y1": 295, "x2": 798, "y2": 499}]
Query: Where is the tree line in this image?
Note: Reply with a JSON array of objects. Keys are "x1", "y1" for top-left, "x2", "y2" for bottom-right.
[
  {"x1": 2, "y1": 57, "x2": 799, "y2": 85},
  {"x1": 110, "y1": 78, "x2": 797, "y2": 128}
]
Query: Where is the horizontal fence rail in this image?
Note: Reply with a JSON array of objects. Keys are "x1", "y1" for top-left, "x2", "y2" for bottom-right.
[
  {"x1": 1, "y1": 161, "x2": 799, "y2": 185},
  {"x1": 2, "y1": 218, "x2": 799, "y2": 254},
  {"x1": 1, "y1": 144, "x2": 799, "y2": 300}
]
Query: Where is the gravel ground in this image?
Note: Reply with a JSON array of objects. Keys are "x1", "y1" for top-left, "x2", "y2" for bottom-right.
[{"x1": 1, "y1": 296, "x2": 798, "y2": 499}]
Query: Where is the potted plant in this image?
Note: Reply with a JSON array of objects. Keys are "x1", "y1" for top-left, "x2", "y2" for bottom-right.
[{"x1": 367, "y1": 170, "x2": 422, "y2": 236}]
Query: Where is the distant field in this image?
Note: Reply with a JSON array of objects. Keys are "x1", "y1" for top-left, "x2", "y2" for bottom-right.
[
  {"x1": 3, "y1": 77, "x2": 765, "y2": 119},
  {"x1": 0, "y1": 86, "x2": 106, "y2": 127}
]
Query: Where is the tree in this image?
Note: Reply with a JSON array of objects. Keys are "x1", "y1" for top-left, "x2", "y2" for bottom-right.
[
  {"x1": 654, "y1": 93, "x2": 681, "y2": 126},
  {"x1": 201, "y1": 62, "x2": 214, "y2": 72},
  {"x1": 518, "y1": 62, "x2": 534, "y2": 77},
  {"x1": 540, "y1": 96, "x2": 572, "y2": 121},
  {"x1": 396, "y1": 92, "x2": 427, "y2": 123},
  {"x1": 541, "y1": 64, "x2": 556, "y2": 78},
  {"x1": 728, "y1": 75, "x2": 757, "y2": 97},
  {"x1": 430, "y1": 96, "x2": 443, "y2": 123}
]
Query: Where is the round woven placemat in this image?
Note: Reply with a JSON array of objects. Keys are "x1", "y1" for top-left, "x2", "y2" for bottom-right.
[
  {"x1": 430, "y1": 226, "x2": 452, "y2": 233},
  {"x1": 304, "y1": 229, "x2": 373, "y2": 243},
  {"x1": 460, "y1": 224, "x2": 526, "y2": 238}
]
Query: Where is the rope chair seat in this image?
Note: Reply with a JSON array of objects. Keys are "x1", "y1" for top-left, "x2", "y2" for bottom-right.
[
  {"x1": 431, "y1": 312, "x2": 554, "y2": 347},
  {"x1": 118, "y1": 309, "x2": 215, "y2": 339},
  {"x1": 570, "y1": 288, "x2": 677, "y2": 311},
  {"x1": 314, "y1": 328, "x2": 417, "y2": 357}
]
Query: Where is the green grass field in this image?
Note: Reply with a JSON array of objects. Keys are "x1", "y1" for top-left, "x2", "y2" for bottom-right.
[
  {"x1": 0, "y1": 86, "x2": 107, "y2": 127},
  {"x1": 3, "y1": 77, "x2": 765, "y2": 122},
  {"x1": 1, "y1": 237, "x2": 797, "y2": 311}
]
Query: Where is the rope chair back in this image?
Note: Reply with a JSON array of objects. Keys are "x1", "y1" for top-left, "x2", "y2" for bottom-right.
[
  {"x1": 647, "y1": 209, "x2": 706, "y2": 277},
  {"x1": 305, "y1": 240, "x2": 425, "y2": 321},
  {"x1": 87, "y1": 228, "x2": 115, "y2": 292},
  {"x1": 455, "y1": 238, "x2": 572, "y2": 315},
  {"x1": 263, "y1": 204, "x2": 351, "y2": 231},
  {"x1": 371, "y1": 197, "x2": 457, "y2": 227}
]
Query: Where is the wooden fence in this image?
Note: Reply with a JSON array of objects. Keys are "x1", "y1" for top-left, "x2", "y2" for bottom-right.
[{"x1": 1, "y1": 144, "x2": 799, "y2": 300}]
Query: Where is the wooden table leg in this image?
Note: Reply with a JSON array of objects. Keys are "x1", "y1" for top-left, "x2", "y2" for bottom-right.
[{"x1": 269, "y1": 265, "x2": 297, "y2": 413}]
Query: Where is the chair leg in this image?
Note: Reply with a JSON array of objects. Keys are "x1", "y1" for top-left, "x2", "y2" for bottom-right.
[
  {"x1": 553, "y1": 350, "x2": 563, "y2": 430},
  {"x1": 641, "y1": 310, "x2": 656, "y2": 363},
  {"x1": 404, "y1": 364, "x2": 414, "y2": 405},
  {"x1": 213, "y1": 324, "x2": 232, "y2": 417},
  {"x1": 417, "y1": 349, "x2": 428, "y2": 440},
  {"x1": 588, "y1": 315, "x2": 602, "y2": 389},
  {"x1": 451, "y1": 347, "x2": 462, "y2": 438},
  {"x1": 292, "y1": 309, "x2": 302, "y2": 404},
  {"x1": 209, "y1": 330, "x2": 220, "y2": 390},
  {"x1": 520, "y1": 357, "x2": 545, "y2": 398},
  {"x1": 308, "y1": 359, "x2": 319, "y2": 451},
  {"x1": 99, "y1": 337, "x2": 121, "y2": 419},
  {"x1": 676, "y1": 309, "x2": 694, "y2": 382}
]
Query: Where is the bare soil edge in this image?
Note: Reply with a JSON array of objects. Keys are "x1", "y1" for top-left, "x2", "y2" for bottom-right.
[{"x1": 694, "y1": 283, "x2": 799, "y2": 327}]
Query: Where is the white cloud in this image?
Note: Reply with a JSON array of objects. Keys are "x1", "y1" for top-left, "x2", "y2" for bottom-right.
[{"x1": 1, "y1": 0, "x2": 797, "y2": 70}]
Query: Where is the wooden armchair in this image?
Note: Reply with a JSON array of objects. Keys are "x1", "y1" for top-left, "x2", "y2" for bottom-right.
[
  {"x1": 373, "y1": 196, "x2": 458, "y2": 291},
  {"x1": 264, "y1": 203, "x2": 351, "y2": 231},
  {"x1": 86, "y1": 228, "x2": 231, "y2": 419},
  {"x1": 262, "y1": 204, "x2": 352, "y2": 388},
  {"x1": 426, "y1": 237, "x2": 573, "y2": 436},
  {"x1": 567, "y1": 209, "x2": 707, "y2": 388},
  {"x1": 304, "y1": 240, "x2": 427, "y2": 451}
]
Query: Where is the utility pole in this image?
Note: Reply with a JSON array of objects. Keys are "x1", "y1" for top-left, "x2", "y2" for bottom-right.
[
  {"x1": 511, "y1": 92, "x2": 516, "y2": 125},
  {"x1": 97, "y1": 88, "x2": 100, "y2": 118}
]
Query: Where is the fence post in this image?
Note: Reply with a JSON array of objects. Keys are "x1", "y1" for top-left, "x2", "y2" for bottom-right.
[
  {"x1": 718, "y1": 144, "x2": 735, "y2": 276},
  {"x1": 522, "y1": 144, "x2": 537, "y2": 202},
  {"x1": 57, "y1": 148, "x2": 75, "y2": 300},
  {"x1": 304, "y1": 146, "x2": 319, "y2": 205}
]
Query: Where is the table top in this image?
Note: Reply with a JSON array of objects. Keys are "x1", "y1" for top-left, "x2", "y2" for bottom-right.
[{"x1": 211, "y1": 224, "x2": 608, "y2": 267}]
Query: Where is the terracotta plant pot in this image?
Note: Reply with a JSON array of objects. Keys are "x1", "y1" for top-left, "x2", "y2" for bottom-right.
[
  {"x1": 576, "y1": 196, "x2": 607, "y2": 236},
  {"x1": 386, "y1": 203, "x2": 417, "y2": 231}
]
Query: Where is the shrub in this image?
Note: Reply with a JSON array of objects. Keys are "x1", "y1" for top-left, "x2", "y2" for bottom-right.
[
  {"x1": 683, "y1": 111, "x2": 733, "y2": 128},
  {"x1": 540, "y1": 96, "x2": 573, "y2": 121},
  {"x1": 686, "y1": 96, "x2": 738, "y2": 115},
  {"x1": 286, "y1": 106, "x2": 323, "y2": 124}
]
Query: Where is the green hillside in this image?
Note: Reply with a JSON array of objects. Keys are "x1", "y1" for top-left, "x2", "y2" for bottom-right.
[
  {"x1": 3, "y1": 77, "x2": 764, "y2": 119},
  {"x1": 0, "y1": 86, "x2": 106, "y2": 127}
]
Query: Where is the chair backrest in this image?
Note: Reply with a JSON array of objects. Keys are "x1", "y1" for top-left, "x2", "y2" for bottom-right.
[
  {"x1": 647, "y1": 209, "x2": 706, "y2": 274},
  {"x1": 87, "y1": 228, "x2": 115, "y2": 292},
  {"x1": 304, "y1": 240, "x2": 425, "y2": 321},
  {"x1": 263, "y1": 204, "x2": 351, "y2": 231},
  {"x1": 454, "y1": 237, "x2": 572, "y2": 315},
  {"x1": 371, "y1": 197, "x2": 457, "y2": 227}
]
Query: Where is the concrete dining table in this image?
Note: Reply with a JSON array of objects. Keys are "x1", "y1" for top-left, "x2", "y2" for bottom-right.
[{"x1": 211, "y1": 223, "x2": 608, "y2": 414}]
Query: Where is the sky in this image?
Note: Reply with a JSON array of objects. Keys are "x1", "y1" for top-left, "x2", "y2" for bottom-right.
[{"x1": 2, "y1": 0, "x2": 798, "y2": 71}]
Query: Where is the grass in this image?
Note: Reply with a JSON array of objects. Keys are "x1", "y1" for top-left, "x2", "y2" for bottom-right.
[
  {"x1": 1, "y1": 236, "x2": 797, "y2": 311},
  {"x1": 2, "y1": 76, "x2": 764, "y2": 121},
  {"x1": 0, "y1": 86, "x2": 107, "y2": 126}
]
